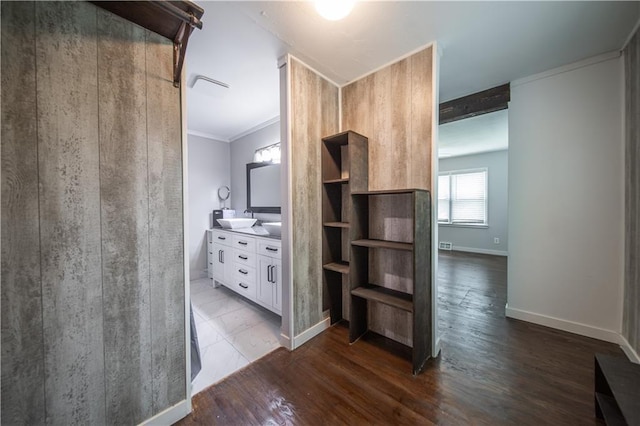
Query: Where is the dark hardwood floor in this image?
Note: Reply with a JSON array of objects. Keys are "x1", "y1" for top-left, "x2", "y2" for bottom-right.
[{"x1": 178, "y1": 251, "x2": 622, "y2": 425}]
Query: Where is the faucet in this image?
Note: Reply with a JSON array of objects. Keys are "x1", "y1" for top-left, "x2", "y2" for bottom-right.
[{"x1": 243, "y1": 209, "x2": 254, "y2": 219}]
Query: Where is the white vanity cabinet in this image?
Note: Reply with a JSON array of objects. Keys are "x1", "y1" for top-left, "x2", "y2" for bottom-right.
[
  {"x1": 257, "y1": 240, "x2": 282, "y2": 314},
  {"x1": 209, "y1": 229, "x2": 234, "y2": 285},
  {"x1": 206, "y1": 229, "x2": 281, "y2": 316}
]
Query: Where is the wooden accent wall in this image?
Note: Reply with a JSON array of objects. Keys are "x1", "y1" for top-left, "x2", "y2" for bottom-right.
[
  {"x1": 342, "y1": 46, "x2": 434, "y2": 191},
  {"x1": 289, "y1": 58, "x2": 340, "y2": 336},
  {"x1": 624, "y1": 28, "x2": 640, "y2": 356},
  {"x1": 341, "y1": 46, "x2": 435, "y2": 347},
  {"x1": 1, "y1": 3, "x2": 185, "y2": 424}
]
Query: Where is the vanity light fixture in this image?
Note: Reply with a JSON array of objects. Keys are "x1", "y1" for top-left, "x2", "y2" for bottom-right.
[
  {"x1": 315, "y1": 0, "x2": 355, "y2": 21},
  {"x1": 254, "y1": 143, "x2": 281, "y2": 164}
]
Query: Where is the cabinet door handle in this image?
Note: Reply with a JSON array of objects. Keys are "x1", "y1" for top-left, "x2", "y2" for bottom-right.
[
  {"x1": 238, "y1": 282, "x2": 248, "y2": 289},
  {"x1": 239, "y1": 269, "x2": 248, "y2": 275},
  {"x1": 218, "y1": 236, "x2": 226, "y2": 240},
  {"x1": 238, "y1": 241, "x2": 248, "y2": 246},
  {"x1": 268, "y1": 265, "x2": 274, "y2": 283},
  {"x1": 271, "y1": 265, "x2": 277, "y2": 283},
  {"x1": 218, "y1": 250, "x2": 222, "y2": 263},
  {"x1": 266, "y1": 246, "x2": 278, "y2": 253},
  {"x1": 238, "y1": 255, "x2": 248, "y2": 260},
  {"x1": 221, "y1": 250, "x2": 225, "y2": 264}
]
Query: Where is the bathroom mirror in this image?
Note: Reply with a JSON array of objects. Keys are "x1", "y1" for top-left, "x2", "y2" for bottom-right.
[{"x1": 247, "y1": 162, "x2": 281, "y2": 213}]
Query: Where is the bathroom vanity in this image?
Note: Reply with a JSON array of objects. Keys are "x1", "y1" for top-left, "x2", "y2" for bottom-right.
[{"x1": 207, "y1": 228, "x2": 282, "y2": 315}]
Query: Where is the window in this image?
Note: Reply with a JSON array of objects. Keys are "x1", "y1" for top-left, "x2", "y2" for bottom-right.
[{"x1": 438, "y1": 169, "x2": 487, "y2": 225}]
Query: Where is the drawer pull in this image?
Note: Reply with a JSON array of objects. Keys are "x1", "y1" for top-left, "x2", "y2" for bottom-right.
[
  {"x1": 238, "y1": 241, "x2": 248, "y2": 246},
  {"x1": 218, "y1": 236, "x2": 226, "y2": 240},
  {"x1": 266, "y1": 246, "x2": 279, "y2": 252},
  {"x1": 238, "y1": 269, "x2": 248, "y2": 275},
  {"x1": 238, "y1": 282, "x2": 248, "y2": 289},
  {"x1": 238, "y1": 255, "x2": 248, "y2": 260}
]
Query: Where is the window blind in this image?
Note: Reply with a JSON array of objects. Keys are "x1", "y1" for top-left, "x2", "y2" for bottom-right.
[{"x1": 438, "y1": 170, "x2": 487, "y2": 225}]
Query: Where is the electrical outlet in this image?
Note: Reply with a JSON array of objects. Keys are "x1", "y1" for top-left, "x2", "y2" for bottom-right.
[{"x1": 494, "y1": 237, "x2": 500, "y2": 244}]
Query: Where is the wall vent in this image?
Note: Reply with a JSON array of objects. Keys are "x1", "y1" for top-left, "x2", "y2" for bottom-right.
[{"x1": 439, "y1": 242, "x2": 452, "y2": 250}]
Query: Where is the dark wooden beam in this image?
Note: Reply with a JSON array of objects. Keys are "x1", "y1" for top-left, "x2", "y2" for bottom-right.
[{"x1": 439, "y1": 83, "x2": 510, "y2": 125}]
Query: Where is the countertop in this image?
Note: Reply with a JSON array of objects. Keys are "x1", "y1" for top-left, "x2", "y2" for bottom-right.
[{"x1": 209, "y1": 226, "x2": 281, "y2": 241}]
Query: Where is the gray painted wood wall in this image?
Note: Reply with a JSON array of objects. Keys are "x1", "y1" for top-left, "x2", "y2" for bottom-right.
[
  {"x1": 1, "y1": 2, "x2": 185, "y2": 424},
  {"x1": 623, "y1": 28, "x2": 640, "y2": 357},
  {"x1": 289, "y1": 58, "x2": 340, "y2": 336}
]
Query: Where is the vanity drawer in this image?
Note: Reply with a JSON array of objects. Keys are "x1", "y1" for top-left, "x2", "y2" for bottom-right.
[
  {"x1": 232, "y1": 235, "x2": 256, "y2": 252},
  {"x1": 233, "y1": 248, "x2": 257, "y2": 267},
  {"x1": 233, "y1": 263, "x2": 256, "y2": 283},
  {"x1": 229, "y1": 278, "x2": 256, "y2": 301},
  {"x1": 257, "y1": 240, "x2": 281, "y2": 258},
  {"x1": 211, "y1": 230, "x2": 232, "y2": 246}
]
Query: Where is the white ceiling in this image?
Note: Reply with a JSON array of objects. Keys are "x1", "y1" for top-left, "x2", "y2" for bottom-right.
[
  {"x1": 439, "y1": 109, "x2": 508, "y2": 158},
  {"x1": 185, "y1": 1, "x2": 639, "y2": 142}
]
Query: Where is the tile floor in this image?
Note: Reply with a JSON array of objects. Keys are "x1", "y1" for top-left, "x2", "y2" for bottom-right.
[{"x1": 190, "y1": 277, "x2": 282, "y2": 395}]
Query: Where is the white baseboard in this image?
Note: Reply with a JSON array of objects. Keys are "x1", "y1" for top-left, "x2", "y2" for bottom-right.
[
  {"x1": 453, "y1": 246, "x2": 508, "y2": 256},
  {"x1": 279, "y1": 333, "x2": 293, "y2": 350},
  {"x1": 619, "y1": 334, "x2": 640, "y2": 364},
  {"x1": 433, "y1": 337, "x2": 442, "y2": 358},
  {"x1": 506, "y1": 305, "x2": 640, "y2": 364},
  {"x1": 505, "y1": 305, "x2": 620, "y2": 343},
  {"x1": 139, "y1": 399, "x2": 190, "y2": 426},
  {"x1": 293, "y1": 317, "x2": 330, "y2": 349}
]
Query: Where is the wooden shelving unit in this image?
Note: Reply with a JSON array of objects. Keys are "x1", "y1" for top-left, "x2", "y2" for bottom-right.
[
  {"x1": 350, "y1": 189, "x2": 432, "y2": 375},
  {"x1": 595, "y1": 354, "x2": 640, "y2": 425},
  {"x1": 321, "y1": 131, "x2": 368, "y2": 324}
]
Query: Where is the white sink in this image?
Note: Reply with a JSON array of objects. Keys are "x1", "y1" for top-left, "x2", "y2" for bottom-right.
[
  {"x1": 262, "y1": 222, "x2": 281, "y2": 236},
  {"x1": 217, "y1": 218, "x2": 257, "y2": 229}
]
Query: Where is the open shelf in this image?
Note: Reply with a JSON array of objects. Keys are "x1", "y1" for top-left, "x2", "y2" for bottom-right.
[
  {"x1": 352, "y1": 239, "x2": 413, "y2": 251},
  {"x1": 324, "y1": 222, "x2": 350, "y2": 228},
  {"x1": 595, "y1": 393, "x2": 626, "y2": 426},
  {"x1": 323, "y1": 177, "x2": 349, "y2": 184},
  {"x1": 351, "y1": 285, "x2": 413, "y2": 312},
  {"x1": 323, "y1": 262, "x2": 350, "y2": 274},
  {"x1": 349, "y1": 188, "x2": 432, "y2": 375},
  {"x1": 322, "y1": 131, "x2": 368, "y2": 325},
  {"x1": 352, "y1": 188, "x2": 427, "y2": 195},
  {"x1": 595, "y1": 354, "x2": 640, "y2": 425}
]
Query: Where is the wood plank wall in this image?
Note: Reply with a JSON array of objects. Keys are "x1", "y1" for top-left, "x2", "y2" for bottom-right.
[
  {"x1": 341, "y1": 46, "x2": 435, "y2": 346},
  {"x1": 342, "y1": 46, "x2": 433, "y2": 191},
  {"x1": 623, "y1": 28, "x2": 640, "y2": 356},
  {"x1": 0, "y1": 3, "x2": 45, "y2": 424},
  {"x1": 1, "y1": 3, "x2": 185, "y2": 424},
  {"x1": 289, "y1": 58, "x2": 339, "y2": 336}
]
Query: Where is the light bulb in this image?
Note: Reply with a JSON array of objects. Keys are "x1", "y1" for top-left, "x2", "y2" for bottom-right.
[{"x1": 315, "y1": 0, "x2": 355, "y2": 21}]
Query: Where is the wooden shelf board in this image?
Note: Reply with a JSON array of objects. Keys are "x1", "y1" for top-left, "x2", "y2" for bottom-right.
[
  {"x1": 323, "y1": 262, "x2": 349, "y2": 274},
  {"x1": 322, "y1": 130, "x2": 367, "y2": 145},
  {"x1": 352, "y1": 188, "x2": 428, "y2": 195},
  {"x1": 595, "y1": 393, "x2": 626, "y2": 426},
  {"x1": 324, "y1": 222, "x2": 350, "y2": 228},
  {"x1": 323, "y1": 177, "x2": 349, "y2": 184},
  {"x1": 595, "y1": 354, "x2": 640, "y2": 425},
  {"x1": 352, "y1": 239, "x2": 413, "y2": 251},
  {"x1": 351, "y1": 285, "x2": 413, "y2": 312}
]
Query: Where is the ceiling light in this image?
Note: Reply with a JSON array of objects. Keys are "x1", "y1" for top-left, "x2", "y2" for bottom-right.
[{"x1": 315, "y1": 0, "x2": 355, "y2": 21}]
